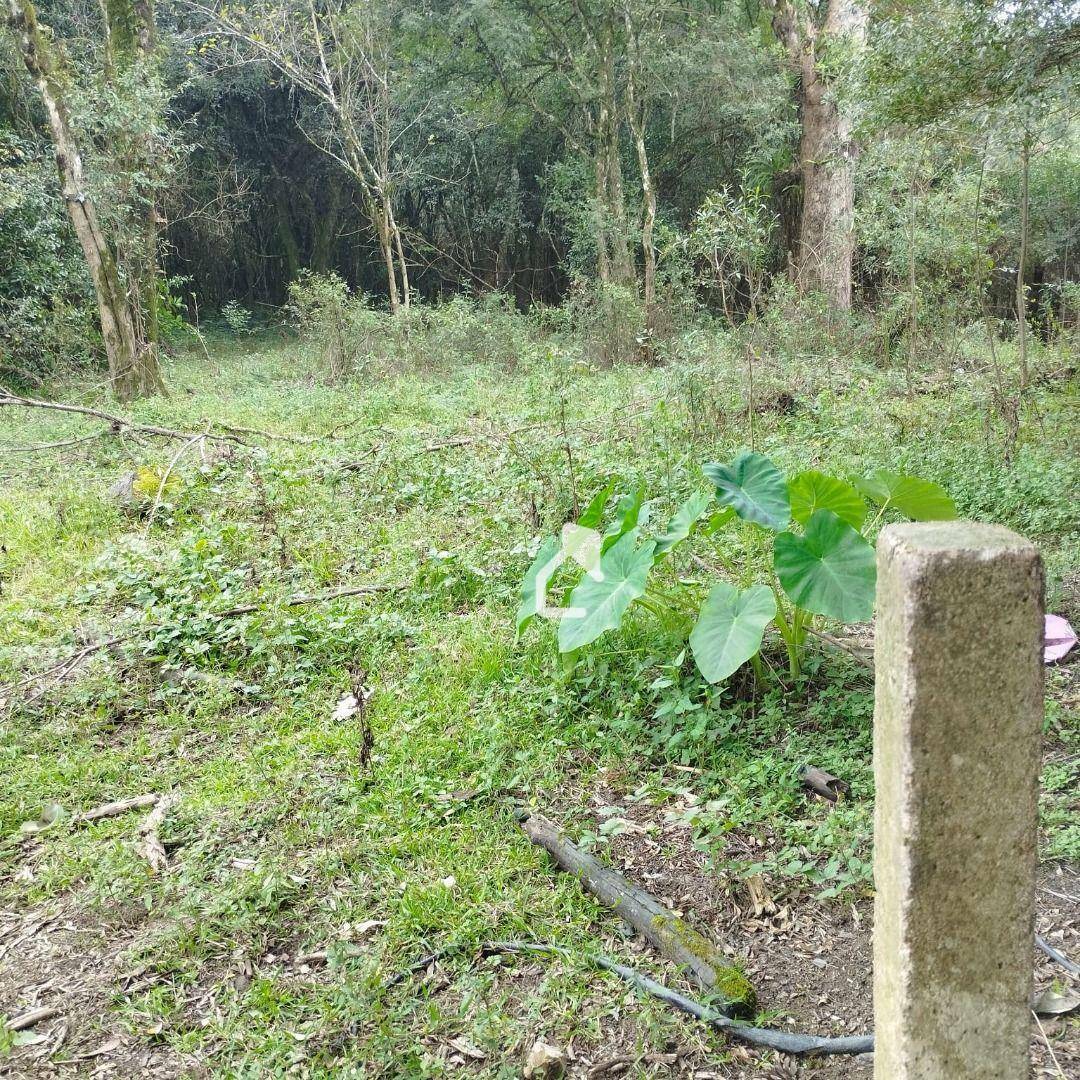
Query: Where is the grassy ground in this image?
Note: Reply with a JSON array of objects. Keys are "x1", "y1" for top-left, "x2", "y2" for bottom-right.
[{"x1": 1, "y1": 327, "x2": 1077, "y2": 1077}]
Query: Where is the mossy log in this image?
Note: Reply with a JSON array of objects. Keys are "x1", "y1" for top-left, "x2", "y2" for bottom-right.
[{"x1": 519, "y1": 812, "x2": 756, "y2": 1017}]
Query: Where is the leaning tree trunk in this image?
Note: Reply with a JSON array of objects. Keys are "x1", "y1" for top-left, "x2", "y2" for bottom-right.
[
  {"x1": 766, "y1": 0, "x2": 866, "y2": 312},
  {"x1": 5, "y1": 0, "x2": 157, "y2": 400}
]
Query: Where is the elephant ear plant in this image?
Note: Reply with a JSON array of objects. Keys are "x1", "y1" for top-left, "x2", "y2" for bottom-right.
[{"x1": 517, "y1": 451, "x2": 956, "y2": 687}]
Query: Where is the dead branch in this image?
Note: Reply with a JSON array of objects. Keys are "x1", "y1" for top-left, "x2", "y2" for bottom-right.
[
  {"x1": 1037, "y1": 934, "x2": 1080, "y2": 977},
  {"x1": 7, "y1": 1006, "x2": 60, "y2": 1032},
  {"x1": 0, "y1": 391, "x2": 335, "y2": 448},
  {"x1": 519, "y1": 812, "x2": 754, "y2": 1012},
  {"x1": 138, "y1": 794, "x2": 176, "y2": 871},
  {"x1": 803, "y1": 626, "x2": 874, "y2": 669},
  {"x1": 217, "y1": 582, "x2": 402, "y2": 618},
  {"x1": 0, "y1": 391, "x2": 250, "y2": 445},
  {"x1": 2, "y1": 431, "x2": 109, "y2": 452},
  {"x1": 385, "y1": 940, "x2": 872, "y2": 1057},
  {"x1": 81, "y1": 794, "x2": 159, "y2": 822}
]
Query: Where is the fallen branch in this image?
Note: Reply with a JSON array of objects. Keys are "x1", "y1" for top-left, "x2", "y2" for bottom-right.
[
  {"x1": 386, "y1": 940, "x2": 872, "y2": 1058},
  {"x1": 6, "y1": 1006, "x2": 60, "y2": 1032},
  {"x1": 217, "y1": 582, "x2": 402, "y2": 618},
  {"x1": 82, "y1": 794, "x2": 159, "y2": 822},
  {"x1": 2, "y1": 431, "x2": 109, "y2": 452},
  {"x1": 519, "y1": 812, "x2": 754, "y2": 1013},
  {"x1": 0, "y1": 391, "x2": 334, "y2": 448},
  {"x1": 0, "y1": 391, "x2": 250, "y2": 445},
  {"x1": 802, "y1": 626, "x2": 874, "y2": 670},
  {"x1": 144, "y1": 423, "x2": 211, "y2": 531},
  {"x1": 1037, "y1": 933, "x2": 1080, "y2": 977},
  {"x1": 138, "y1": 794, "x2": 175, "y2": 871}
]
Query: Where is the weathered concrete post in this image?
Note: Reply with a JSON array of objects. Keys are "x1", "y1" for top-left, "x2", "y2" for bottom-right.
[{"x1": 874, "y1": 522, "x2": 1043, "y2": 1079}]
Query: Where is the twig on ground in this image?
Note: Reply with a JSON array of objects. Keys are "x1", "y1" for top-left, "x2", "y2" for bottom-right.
[
  {"x1": 82, "y1": 794, "x2": 159, "y2": 822},
  {"x1": 384, "y1": 940, "x2": 873, "y2": 1057},
  {"x1": 138, "y1": 794, "x2": 176, "y2": 870},
  {"x1": 144, "y1": 423, "x2": 212, "y2": 531},
  {"x1": 217, "y1": 582, "x2": 402, "y2": 618},
  {"x1": 1032, "y1": 1009, "x2": 1068, "y2": 1079},
  {"x1": 7, "y1": 1006, "x2": 60, "y2": 1032},
  {"x1": 2, "y1": 431, "x2": 109, "y2": 453},
  {"x1": 519, "y1": 812, "x2": 753, "y2": 1010},
  {"x1": 802, "y1": 626, "x2": 874, "y2": 669},
  {"x1": 1037, "y1": 934, "x2": 1080, "y2": 977},
  {"x1": 0, "y1": 391, "x2": 339, "y2": 448}
]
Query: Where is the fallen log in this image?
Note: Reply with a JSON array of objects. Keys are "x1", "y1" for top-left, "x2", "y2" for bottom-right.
[{"x1": 519, "y1": 812, "x2": 755, "y2": 1015}]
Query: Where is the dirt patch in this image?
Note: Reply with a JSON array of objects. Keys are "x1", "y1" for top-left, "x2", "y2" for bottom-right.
[{"x1": 0, "y1": 900, "x2": 201, "y2": 1078}]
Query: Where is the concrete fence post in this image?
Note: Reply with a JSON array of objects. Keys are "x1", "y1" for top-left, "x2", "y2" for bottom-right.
[{"x1": 873, "y1": 522, "x2": 1044, "y2": 1079}]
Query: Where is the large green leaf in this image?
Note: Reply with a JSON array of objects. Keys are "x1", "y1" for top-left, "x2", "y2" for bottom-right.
[
  {"x1": 703, "y1": 451, "x2": 790, "y2": 531},
  {"x1": 558, "y1": 530, "x2": 656, "y2": 652},
  {"x1": 774, "y1": 510, "x2": 876, "y2": 622},
  {"x1": 690, "y1": 583, "x2": 776, "y2": 683},
  {"x1": 789, "y1": 471, "x2": 866, "y2": 530},
  {"x1": 578, "y1": 479, "x2": 616, "y2": 528},
  {"x1": 515, "y1": 535, "x2": 561, "y2": 637},
  {"x1": 602, "y1": 485, "x2": 649, "y2": 552},
  {"x1": 654, "y1": 490, "x2": 712, "y2": 557},
  {"x1": 855, "y1": 470, "x2": 956, "y2": 521}
]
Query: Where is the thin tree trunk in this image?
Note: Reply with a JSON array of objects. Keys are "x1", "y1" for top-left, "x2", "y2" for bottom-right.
[
  {"x1": 5, "y1": 0, "x2": 158, "y2": 400},
  {"x1": 624, "y1": 7, "x2": 656, "y2": 349},
  {"x1": 593, "y1": 141, "x2": 612, "y2": 283},
  {"x1": 1016, "y1": 135, "x2": 1031, "y2": 388},
  {"x1": 907, "y1": 170, "x2": 917, "y2": 398},
  {"x1": 388, "y1": 202, "x2": 410, "y2": 311},
  {"x1": 374, "y1": 197, "x2": 401, "y2": 314},
  {"x1": 102, "y1": 0, "x2": 165, "y2": 396}
]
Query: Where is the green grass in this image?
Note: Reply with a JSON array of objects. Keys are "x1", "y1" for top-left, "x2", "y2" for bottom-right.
[{"x1": 1, "y1": 327, "x2": 1077, "y2": 1073}]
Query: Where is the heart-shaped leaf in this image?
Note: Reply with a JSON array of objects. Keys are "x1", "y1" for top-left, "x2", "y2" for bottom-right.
[
  {"x1": 690, "y1": 583, "x2": 776, "y2": 683},
  {"x1": 855, "y1": 470, "x2": 956, "y2": 521},
  {"x1": 515, "y1": 535, "x2": 561, "y2": 636},
  {"x1": 703, "y1": 452, "x2": 789, "y2": 531},
  {"x1": 558, "y1": 531, "x2": 656, "y2": 652},
  {"x1": 789, "y1": 471, "x2": 865, "y2": 530},
  {"x1": 654, "y1": 491, "x2": 712, "y2": 557},
  {"x1": 602, "y1": 485, "x2": 649, "y2": 552},
  {"x1": 578, "y1": 479, "x2": 616, "y2": 528},
  {"x1": 774, "y1": 510, "x2": 876, "y2": 622}
]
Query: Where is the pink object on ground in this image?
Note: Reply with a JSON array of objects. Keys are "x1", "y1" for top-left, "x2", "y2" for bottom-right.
[{"x1": 1045, "y1": 613, "x2": 1077, "y2": 663}]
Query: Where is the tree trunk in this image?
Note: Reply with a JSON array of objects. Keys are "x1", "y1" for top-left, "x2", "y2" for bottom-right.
[
  {"x1": 272, "y1": 178, "x2": 302, "y2": 283},
  {"x1": 766, "y1": 0, "x2": 866, "y2": 312},
  {"x1": 101, "y1": 0, "x2": 165, "y2": 396},
  {"x1": 624, "y1": 7, "x2": 656, "y2": 350},
  {"x1": 598, "y1": 16, "x2": 632, "y2": 288},
  {"x1": 311, "y1": 175, "x2": 344, "y2": 273},
  {"x1": 373, "y1": 197, "x2": 401, "y2": 314},
  {"x1": 6, "y1": 0, "x2": 160, "y2": 400},
  {"x1": 1016, "y1": 135, "x2": 1031, "y2": 387}
]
